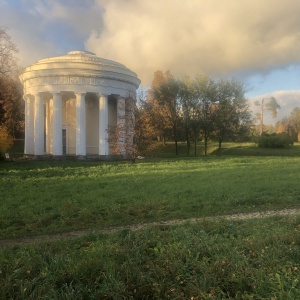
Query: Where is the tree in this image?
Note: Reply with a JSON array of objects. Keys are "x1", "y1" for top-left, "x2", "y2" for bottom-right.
[
  {"x1": 178, "y1": 76, "x2": 195, "y2": 155},
  {"x1": 277, "y1": 107, "x2": 300, "y2": 141},
  {"x1": 0, "y1": 27, "x2": 23, "y2": 140},
  {"x1": 107, "y1": 92, "x2": 159, "y2": 162},
  {"x1": 144, "y1": 73, "x2": 172, "y2": 144},
  {"x1": 0, "y1": 126, "x2": 13, "y2": 157},
  {"x1": 254, "y1": 97, "x2": 280, "y2": 135},
  {"x1": 212, "y1": 79, "x2": 252, "y2": 152},
  {"x1": 193, "y1": 74, "x2": 217, "y2": 156},
  {"x1": 0, "y1": 77, "x2": 24, "y2": 138},
  {"x1": 151, "y1": 71, "x2": 181, "y2": 155},
  {"x1": 0, "y1": 27, "x2": 18, "y2": 78}
]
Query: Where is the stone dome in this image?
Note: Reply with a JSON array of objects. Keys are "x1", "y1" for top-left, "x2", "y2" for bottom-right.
[
  {"x1": 37, "y1": 50, "x2": 129, "y2": 72},
  {"x1": 19, "y1": 50, "x2": 140, "y2": 95}
]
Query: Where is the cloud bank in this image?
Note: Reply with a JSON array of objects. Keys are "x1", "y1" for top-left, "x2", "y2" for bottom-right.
[
  {"x1": 85, "y1": 0, "x2": 300, "y2": 84},
  {"x1": 2, "y1": 0, "x2": 300, "y2": 89}
]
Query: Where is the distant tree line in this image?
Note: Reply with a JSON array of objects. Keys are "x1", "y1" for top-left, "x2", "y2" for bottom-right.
[{"x1": 111, "y1": 71, "x2": 253, "y2": 157}]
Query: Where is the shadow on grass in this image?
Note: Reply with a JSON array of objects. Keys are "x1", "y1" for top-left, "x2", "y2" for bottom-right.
[{"x1": 210, "y1": 143, "x2": 300, "y2": 157}]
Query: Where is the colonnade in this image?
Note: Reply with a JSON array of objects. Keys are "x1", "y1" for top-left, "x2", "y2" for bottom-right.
[{"x1": 24, "y1": 91, "x2": 126, "y2": 156}]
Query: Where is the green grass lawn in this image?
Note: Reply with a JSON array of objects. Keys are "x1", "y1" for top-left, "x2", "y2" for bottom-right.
[
  {"x1": 1, "y1": 216, "x2": 300, "y2": 299},
  {"x1": 1, "y1": 143, "x2": 300, "y2": 299},
  {"x1": 1, "y1": 153, "x2": 300, "y2": 239},
  {"x1": 0, "y1": 143, "x2": 300, "y2": 238}
]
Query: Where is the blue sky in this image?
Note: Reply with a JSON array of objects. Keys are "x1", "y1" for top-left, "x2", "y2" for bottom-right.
[{"x1": 1, "y1": 0, "x2": 300, "y2": 122}]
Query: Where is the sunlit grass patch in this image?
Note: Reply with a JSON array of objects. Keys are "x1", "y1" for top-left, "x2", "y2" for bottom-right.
[{"x1": 1, "y1": 155, "x2": 300, "y2": 238}]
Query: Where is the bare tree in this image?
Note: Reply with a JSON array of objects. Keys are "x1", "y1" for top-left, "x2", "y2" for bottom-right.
[
  {"x1": 0, "y1": 27, "x2": 18, "y2": 78},
  {"x1": 0, "y1": 28, "x2": 22, "y2": 145}
]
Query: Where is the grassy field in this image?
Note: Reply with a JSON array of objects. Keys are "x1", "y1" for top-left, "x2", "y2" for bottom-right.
[
  {"x1": 1, "y1": 142, "x2": 300, "y2": 299},
  {"x1": 1, "y1": 217, "x2": 300, "y2": 299}
]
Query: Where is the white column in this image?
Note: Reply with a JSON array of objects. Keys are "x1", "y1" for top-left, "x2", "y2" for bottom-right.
[
  {"x1": 52, "y1": 92, "x2": 63, "y2": 155},
  {"x1": 117, "y1": 96, "x2": 126, "y2": 154},
  {"x1": 75, "y1": 92, "x2": 86, "y2": 156},
  {"x1": 99, "y1": 94, "x2": 109, "y2": 155},
  {"x1": 29, "y1": 96, "x2": 35, "y2": 154},
  {"x1": 24, "y1": 96, "x2": 31, "y2": 154},
  {"x1": 34, "y1": 93, "x2": 45, "y2": 155},
  {"x1": 45, "y1": 100, "x2": 50, "y2": 154}
]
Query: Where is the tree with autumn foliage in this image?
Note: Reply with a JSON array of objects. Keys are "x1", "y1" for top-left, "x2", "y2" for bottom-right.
[
  {"x1": 107, "y1": 91, "x2": 162, "y2": 162},
  {"x1": 276, "y1": 107, "x2": 300, "y2": 141},
  {"x1": 149, "y1": 71, "x2": 182, "y2": 155},
  {"x1": 0, "y1": 126, "x2": 13, "y2": 157},
  {"x1": 0, "y1": 77, "x2": 24, "y2": 138}
]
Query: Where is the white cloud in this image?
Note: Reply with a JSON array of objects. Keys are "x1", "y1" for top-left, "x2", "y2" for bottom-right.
[
  {"x1": 85, "y1": 0, "x2": 300, "y2": 85},
  {"x1": 2, "y1": 0, "x2": 300, "y2": 93},
  {"x1": 0, "y1": 0, "x2": 103, "y2": 67}
]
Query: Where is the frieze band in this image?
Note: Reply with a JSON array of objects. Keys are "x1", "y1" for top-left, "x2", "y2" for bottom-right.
[{"x1": 26, "y1": 75, "x2": 105, "y2": 87}]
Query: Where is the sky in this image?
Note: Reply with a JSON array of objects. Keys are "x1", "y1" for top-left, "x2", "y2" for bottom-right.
[{"x1": 2, "y1": 0, "x2": 300, "y2": 124}]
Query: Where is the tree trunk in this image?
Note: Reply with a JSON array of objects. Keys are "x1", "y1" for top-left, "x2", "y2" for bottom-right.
[
  {"x1": 187, "y1": 140, "x2": 190, "y2": 156},
  {"x1": 186, "y1": 127, "x2": 190, "y2": 156},
  {"x1": 174, "y1": 125, "x2": 178, "y2": 155},
  {"x1": 204, "y1": 136, "x2": 208, "y2": 156},
  {"x1": 194, "y1": 139, "x2": 197, "y2": 156},
  {"x1": 218, "y1": 139, "x2": 222, "y2": 155}
]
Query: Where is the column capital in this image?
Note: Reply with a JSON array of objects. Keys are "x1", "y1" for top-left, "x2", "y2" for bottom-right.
[
  {"x1": 75, "y1": 92, "x2": 86, "y2": 97},
  {"x1": 23, "y1": 95, "x2": 30, "y2": 103},
  {"x1": 98, "y1": 93, "x2": 109, "y2": 98},
  {"x1": 51, "y1": 91, "x2": 61, "y2": 96}
]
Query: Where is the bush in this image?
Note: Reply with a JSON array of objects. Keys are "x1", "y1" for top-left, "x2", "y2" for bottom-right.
[
  {"x1": 257, "y1": 133, "x2": 294, "y2": 148},
  {"x1": 0, "y1": 126, "x2": 13, "y2": 157}
]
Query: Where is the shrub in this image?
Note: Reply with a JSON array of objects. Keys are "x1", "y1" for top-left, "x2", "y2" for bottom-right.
[
  {"x1": 257, "y1": 133, "x2": 294, "y2": 148},
  {"x1": 0, "y1": 126, "x2": 13, "y2": 157}
]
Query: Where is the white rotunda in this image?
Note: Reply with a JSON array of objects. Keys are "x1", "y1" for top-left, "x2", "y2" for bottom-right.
[{"x1": 19, "y1": 50, "x2": 140, "y2": 157}]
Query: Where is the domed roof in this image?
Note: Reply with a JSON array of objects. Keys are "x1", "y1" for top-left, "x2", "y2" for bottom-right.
[
  {"x1": 37, "y1": 50, "x2": 128, "y2": 70},
  {"x1": 19, "y1": 50, "x2": 141, "y2": 92}
]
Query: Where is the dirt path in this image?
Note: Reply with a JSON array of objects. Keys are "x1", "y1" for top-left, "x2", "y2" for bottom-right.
[{"x1": 1, "y1": 208, "x2": 300, "y2": 249}]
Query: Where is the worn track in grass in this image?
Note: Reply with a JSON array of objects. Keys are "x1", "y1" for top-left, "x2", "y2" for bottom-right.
[{"x1": 1, "y1": 208, "x2": 300, "y2": 248}]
